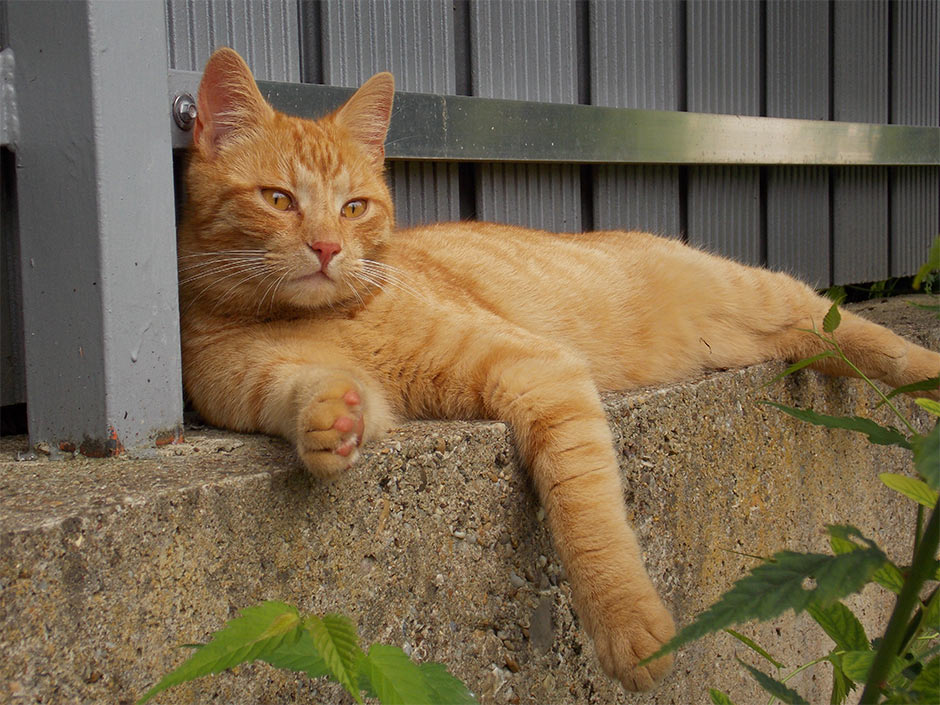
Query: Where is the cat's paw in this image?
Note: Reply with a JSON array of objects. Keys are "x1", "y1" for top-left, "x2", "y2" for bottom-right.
[
  {"x1": 591, "y1": 591, "x2": 676, "y2": 691},
  {"x1": 297, "y1": 377, "x2": 365, "y2": 480}
]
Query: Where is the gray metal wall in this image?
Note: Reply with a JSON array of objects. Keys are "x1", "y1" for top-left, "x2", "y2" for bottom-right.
[{"x1": 2, "y1": 0, "x2": 939, "y2": 413}]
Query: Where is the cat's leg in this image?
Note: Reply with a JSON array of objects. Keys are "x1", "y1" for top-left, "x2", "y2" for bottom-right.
[
  {"x1": 765, "y1": 282, "x2": 940, "y2": 398},
  {"x1": 421, "y1": 326, "x2": 676, "y2": 691},
  {"x1": 183, "y1": 336, "x2": 393, "y2": 479},
  {"x1": 482, "y1": 348, "x2": 675, "y2": 690}
]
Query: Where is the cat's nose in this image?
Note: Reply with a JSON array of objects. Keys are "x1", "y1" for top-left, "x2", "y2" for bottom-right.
[{"x1": 309, "y1": 241, "x2": 341, "y2": 270}]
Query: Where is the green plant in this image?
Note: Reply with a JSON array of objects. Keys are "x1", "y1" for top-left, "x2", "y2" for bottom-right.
[
  {"x1": 641, "y1": 299, "x2": 940, "y2": 704},
  {"x1": 138, "y1": 601, "x2": 477, "y2": 704}
]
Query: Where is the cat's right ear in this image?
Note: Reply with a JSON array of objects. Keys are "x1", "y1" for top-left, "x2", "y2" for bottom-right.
[{"x1": 193, "y1": 48, "x2": 274, "y2": 156}]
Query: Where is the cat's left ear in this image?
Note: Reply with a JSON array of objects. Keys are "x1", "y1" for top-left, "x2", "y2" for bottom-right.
[{"x1": 333, "y1": 72, "x2": 395, "y2": 164}]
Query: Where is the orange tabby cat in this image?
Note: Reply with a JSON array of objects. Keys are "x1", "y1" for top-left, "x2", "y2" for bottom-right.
[{"x1": 178, "y1": 48, "x2": 940, "y2": 692}]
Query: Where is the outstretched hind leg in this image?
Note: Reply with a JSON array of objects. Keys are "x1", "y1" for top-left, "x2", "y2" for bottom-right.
[{"x1": 777, "y1": 300, "x2": 940, "y2": 399}]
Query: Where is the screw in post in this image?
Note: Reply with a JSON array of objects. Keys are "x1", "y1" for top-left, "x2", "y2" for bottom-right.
[{"x1": 172, "y1": 93, "x2": 198, "y2": 131}]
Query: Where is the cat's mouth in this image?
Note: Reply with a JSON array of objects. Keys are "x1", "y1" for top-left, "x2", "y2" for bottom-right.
[{"x1": 293, "y1": 271, "x2": 332, "y2": 284}]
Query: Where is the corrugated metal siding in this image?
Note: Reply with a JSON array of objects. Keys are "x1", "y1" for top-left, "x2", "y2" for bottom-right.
[
  {"x1": 685, "y1": 0, "x2": 762, "y2": 265},
  {"x1": 470, "y1": 0, "x2": 581, "y2": 233},
  {"x1": 316, "y1": 0, "x2": 459, "y2": 226},
  {"x1": 889, "y1": 0, "x2": 940, "y2": 276},
  {"x1": 832, "y1": 1, "x2": 889, "y2": 285},
  {"x1": 765, "y1": 1, "x2": 830, "y2": 286},
  {"x1": 165, "y1": 0, "x2": 300, "y2": 80},
  {"x1": 589, "y1": 0, "x2": 681, "y2": 235}
]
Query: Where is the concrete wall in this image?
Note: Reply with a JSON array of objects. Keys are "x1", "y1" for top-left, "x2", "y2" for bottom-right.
[{"x1": 2, "y1": 296, "x2": 936, "y2": 704}]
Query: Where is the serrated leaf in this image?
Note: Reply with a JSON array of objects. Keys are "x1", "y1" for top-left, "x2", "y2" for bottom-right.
[
  {"x1": 724, "y1": 629, "x2": 785, "y2": 669},
  {"x1": 910, "y1": 656, "x2": 939, "y2": 699},
  {"x1": 760, "y1": 402, "x2": 912, "y2": 449},
  {"x1": 262, "y1": 627, "x2": 329, "y2": 680},
  {"x1": 642, "y1": 541, "x2": 886, "y2": 663},
  {"x1": 419, "y1": 662, "x2": 479, "y2": 705},
  {"x1": 823, "y1": 302, "x2": 842, "y2": 333},
  {"x1": 874, "y1": 562, "x2": 906, "y2": 595},
  {"x1": 828, "y1": 655, "x2": 855, "y2": 705},
  {"x1": 709, "y1": 688, "x2": 737, "y2": 705},
  {"x1": 737, "y1": 658, "x2": 810, "y2": 704},
  {"x1": 827, "y1": 528, "x2": 904, "y2": 594},
  {"x1": 763, "y1": 352, "x2": 838, "y2": 387},
  {"x1": 880, "y1": 473, "x2": 939, "y2": 507},
  {"x1": 306, "y1": 614, "x2": 364, "y2": 703},
  {"x1": 913, "y1": 423, "x2": 940, "y2": 489},
  {"x1": 915, "y1": 397, "x2": 940, "y2": 416},
  {"x1": 359, "y1": 644, "x2": 432, "y2": 705},
  {"x1": 137, "y1": 602, "x2": 302, "y2": 704},
  {"x1": 806, "y1": 601, "x2": 869, "y2": 652},
  {"x1": 840, "y1": 650, "x2": 907, "y2": 683}
]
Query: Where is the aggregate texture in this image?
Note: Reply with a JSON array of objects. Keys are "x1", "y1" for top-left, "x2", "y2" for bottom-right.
[{"x1": 1, "y1": 296, "x2": 937, "y2": 705}]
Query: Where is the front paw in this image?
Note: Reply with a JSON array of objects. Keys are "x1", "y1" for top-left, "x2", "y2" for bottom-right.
[
  {"x1": 591, "y1": 590, "x2": 676, "y2": 691},
  {"x1": 297, "y1": 377, "x2": 365, "y2": 480}
]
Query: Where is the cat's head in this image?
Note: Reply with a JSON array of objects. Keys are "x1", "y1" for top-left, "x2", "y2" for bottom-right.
[{"x1": 179, "y1": 47, "x2": 395, "y2": 317}]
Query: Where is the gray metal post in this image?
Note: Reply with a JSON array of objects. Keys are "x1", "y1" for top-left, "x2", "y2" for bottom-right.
[{"x1": 6, "y1": 0, "x2": 182, "y2": 455}]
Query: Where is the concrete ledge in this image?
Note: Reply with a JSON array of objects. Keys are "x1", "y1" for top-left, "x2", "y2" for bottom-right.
[{"x1": 1, "y1": 297, "x2": 937, "y2": 704}]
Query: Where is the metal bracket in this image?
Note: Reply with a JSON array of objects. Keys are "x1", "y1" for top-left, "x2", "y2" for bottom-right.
[{"x1": 0, "y1": 48, "x2": 18, "y2": 149}]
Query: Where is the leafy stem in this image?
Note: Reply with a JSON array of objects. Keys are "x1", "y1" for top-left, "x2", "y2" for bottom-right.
[
  {"x1": 859, "y1": 501, "x2": 940, "y2": 703},
  {"x1": 807, "y1": 326, "x2": 920, "y2": 438}
]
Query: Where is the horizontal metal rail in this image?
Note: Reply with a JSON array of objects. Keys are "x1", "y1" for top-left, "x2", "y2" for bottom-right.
[{"x1": 169, "y1": 69, "x2": 940, "y2": 166}]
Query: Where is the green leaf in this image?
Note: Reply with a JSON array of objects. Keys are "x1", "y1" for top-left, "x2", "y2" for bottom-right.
[
  {"x1": 823, "y1": 302, "x2": 842, "y2": 333},
  {"x1": 913, "y1": 423, "x2": 940, "y2": 489},
  {"x1": 763, "y1": 352, "x2": 838, "y2": 387},
  {"x1": 880, "y1": 473, "x2": 939, "y2": 507},
  {"x1": 827, "y1": 528, "x2": 905, "y2": 594},
  {"x1": 642, "y1": 539, "x2": 886, "y2": 663},
  {"x1": 262, "y1": 627, "x2": 329, "y2": 680},
  {"x1": 137, "y1": 602, "x2": 302, "y2": 704},
  {"x1": 915, "y1": 398, "x2": 940, "y2": 417},
  {"x1": 723, "y1": 629, "x2": 786, "y2": 669},
  {"x1": 709, "y1": 688, "x2": 737, "y2": 705},
  {"x1": 737, "y1": 658, "x2": 810, "y2": 704},
  {"x1": 879, "y1": 378, "x2": 940, "y2": 407},
  {"x1": 806, "y1": 601, "x2": 869, "y2": 652},
  {"x1": 306, "y1": 614, "x2": 364, "y2": 704},
  {"x1": 359, "y1": 644, "x2": 431, "y2": 705},
  {"x1": 841, "y1": 650, "x2": 907, "y2": 683},
  {"x1": 419, "y1": 662, "x2": 479, "y2": 705},
  {"x1": 910, "y1": 656, "x2": 939, "y2": 700},
  {"x1": 760, "y1": 401, "x2": 912, "y2": 449},
  {"x1": 912, "y1": 236, "x2": 940, "y2": 290},
  {"x1": 828, "y1": 656, "x2": 854, "y2": 705}
]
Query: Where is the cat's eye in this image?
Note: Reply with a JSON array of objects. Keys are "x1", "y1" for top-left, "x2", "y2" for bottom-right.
[
  {"x1": 261, "y1": 188, "x2": 294, "y2": 211},
  {"x1": 341, "y1": 199, "x2": 368, "y2": 219}
]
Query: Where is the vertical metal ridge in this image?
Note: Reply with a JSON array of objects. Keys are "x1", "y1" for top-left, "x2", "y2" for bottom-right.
[
  {"x1": 833, "y1": 0, "x2": 888, "y2": 123},
  {"x1": 685, "y1": 1, "x2": 761, "y2": 262},
  {"x1": 889, "y1": 1, "x2": 939, "y2": 277},
  {"x1": 766, "y1": 166, "x2": 829, "y2": 286},
  {"x1": 470, "y1": 0, "x2": 580, "y2": 232},
  {"x1": 686, "y1": 0, "x2": 760, "y2": 116},
  {"x1": 831, "y1": 1, "x2": 888, "y2": 284},
  {"x1": 765, "y1": 0, "x2": 830, "y2": 285},
  {"x1": 891, "y1": 167, "x2": 940, "y2": 277},
  {"x1": 588, "y1": 0, "x2": 681, "y2": 233},
  {"x1": 320, "y1": 1, "x2": 458, "y2": 227},
  {"x1": 165, "y1": 0, "x2": 300, "y2": 80}
]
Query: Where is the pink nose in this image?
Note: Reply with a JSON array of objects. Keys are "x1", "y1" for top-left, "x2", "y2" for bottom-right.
[{"x1": 310, "y1": 241, "x2": 341, "y2": 270}]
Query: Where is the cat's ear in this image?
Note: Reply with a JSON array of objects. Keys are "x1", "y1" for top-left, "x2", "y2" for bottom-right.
[
  {"x1": 193, "y1": 47, "x2": 274, "y2": 156},
  {"x1": 333, "y1": 72, "x2": 395, "y2": 164}
]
